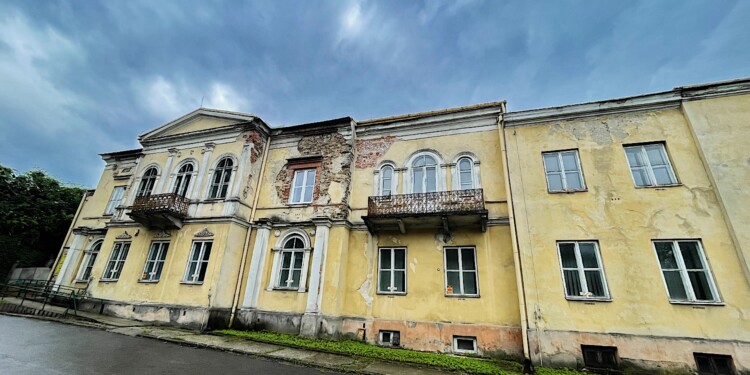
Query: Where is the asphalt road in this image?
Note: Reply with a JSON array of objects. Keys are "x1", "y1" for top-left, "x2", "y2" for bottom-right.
[{"x1": 0, "y1": 315, "x2": 343, "y2": 375}]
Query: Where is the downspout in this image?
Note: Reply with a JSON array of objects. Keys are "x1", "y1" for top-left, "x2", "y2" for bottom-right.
[
  {"x1": 228, "y1": 131, "x2": 271, "y2": 327},
  {"x1": 497, "y1": 105, "x2": 531, "y2": 360},
  {"x1": 47, "y1": 190, "x2": 88, "y2": 283}
]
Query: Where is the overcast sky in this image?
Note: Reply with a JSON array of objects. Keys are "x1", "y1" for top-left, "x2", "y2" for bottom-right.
[{"x1": 1, "y1": 0, "x2": 748, "y2": 187}]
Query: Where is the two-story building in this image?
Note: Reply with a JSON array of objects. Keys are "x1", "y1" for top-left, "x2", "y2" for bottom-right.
[{"x1": 52, "y1": 77, "x2": 750, "y2": 373}]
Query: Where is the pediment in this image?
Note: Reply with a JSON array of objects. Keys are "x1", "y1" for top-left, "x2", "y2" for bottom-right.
[{"x1": 139, "y1": 108, "x2": 258, "y2": 142}]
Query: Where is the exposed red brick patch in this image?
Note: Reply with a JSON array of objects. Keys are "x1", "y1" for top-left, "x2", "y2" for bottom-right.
[{"x1": 355, "y1": 136, "x2": 396, "y2": 168}]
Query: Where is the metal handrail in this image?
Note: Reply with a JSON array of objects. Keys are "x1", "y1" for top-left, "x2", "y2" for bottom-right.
[{"x1": 0, "y1": 279, "x2": 90, "y2": 317}]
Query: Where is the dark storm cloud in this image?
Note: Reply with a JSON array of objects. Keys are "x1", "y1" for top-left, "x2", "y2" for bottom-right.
[{"x1": 1, "y1": 0, "x2": 748, "y2": 186}]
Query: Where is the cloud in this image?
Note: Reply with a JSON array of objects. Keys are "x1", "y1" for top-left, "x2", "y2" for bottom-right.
[{"x1": 137, "y1": 76, "x2": 250, "y2": 120}]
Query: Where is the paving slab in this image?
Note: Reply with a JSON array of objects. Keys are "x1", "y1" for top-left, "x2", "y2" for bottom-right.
[
  {"x1": 363, "y1": 361, "x2": 450, "y2": 375},
  {"x1": 180, "y1": 335, "x2": 284, "y2": 355}
]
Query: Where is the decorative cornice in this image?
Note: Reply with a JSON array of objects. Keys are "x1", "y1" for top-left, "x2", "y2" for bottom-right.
[
  {"x1": 194, "y1": 227, "x2": 214, "y2": 238},
  {"x1": 115, "y1": 231, "x2": 132, "y2": 239},
  {"x1": 154, "y1": 230, "x2": 171, "y2": 238}
]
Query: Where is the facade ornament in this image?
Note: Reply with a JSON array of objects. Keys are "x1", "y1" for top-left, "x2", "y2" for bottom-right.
[
  {"x1": 154, "y1": 230, "x2": 171, "y2": 238},
  {"x1": 194, "y1": 227, "x2": 214, "y2": 238},
  {"x1": 274, "y1": 229, "x2": 281, "y2": 237},
  {"x1": 115, "y1": 231, "x2": 132, "y2": 240},
  {"x1": 167, "y1": 148, "x2": 181, "y2": 157},
  {"x1": 201, "y1": 142, "x2": 216, "y2": 154}
]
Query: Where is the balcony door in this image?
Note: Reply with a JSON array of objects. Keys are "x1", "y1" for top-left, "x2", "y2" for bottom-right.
[{"x1": 411, "y1": 155, "x2": 437, "y2": 194}]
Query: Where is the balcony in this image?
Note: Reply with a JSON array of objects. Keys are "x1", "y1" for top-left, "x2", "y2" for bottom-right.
[
  {"x1": 128, "y1": 193, "x2": 189, "y2": 229},
  {"x1": 363, "y1": 189, "x2": 488, "y2": 234}
]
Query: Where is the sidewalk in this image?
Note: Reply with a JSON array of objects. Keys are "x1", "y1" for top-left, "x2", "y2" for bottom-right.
[{"x1": 0, "y1": 298, "x2": 451, "y2": 374}]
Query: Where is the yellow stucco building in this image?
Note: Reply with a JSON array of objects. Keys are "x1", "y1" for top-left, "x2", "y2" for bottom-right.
[{"x1": 53, "y1": 77, "x2": 750, "y2": 373}]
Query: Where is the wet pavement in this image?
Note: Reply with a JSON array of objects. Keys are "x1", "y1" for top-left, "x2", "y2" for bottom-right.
[{"x1": 0, "y1": 315, "x2": 343, "y2": 375}]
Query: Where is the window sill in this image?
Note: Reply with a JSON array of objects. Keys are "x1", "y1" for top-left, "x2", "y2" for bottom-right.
[
  {"x1": 376, "y1": 291, "x2": 407, "y2": 296},
  {"x1": 73, "y1": 280, "x2": 89, "y2": 284},
  {"x1": 203, "y1": 198, "x2": 225, "y2": 203},
  {"x1": 565, "y1": 297, "x2": 612, "y2": 303},
  {"x1": 138, "y1": 280, "x2": 160, "y2": 284},
  {"x1": 272, "y1": 287, "x2": 306, "y2": 293},
  {"x1": 444, "y1": 294, "x2": 480, "y2": 299},
  {"x1": 180, "y1": 281, "x2": 204, "y2": 285},
  {"x1": 547, "y1": 189, "x2": 588, "y2": 194},
  {"x1": 286, "y1": 202, "x2": 313, "y2": 207},
  {"x1": 669, "y1": 300, "x2": 724, "y2": 307},
  {"x1": 634, "y1": 183, "x2": 682, "y2": 189},
  {"x1": 99, "y1": 279, "x2": 119, "y2": 283}
]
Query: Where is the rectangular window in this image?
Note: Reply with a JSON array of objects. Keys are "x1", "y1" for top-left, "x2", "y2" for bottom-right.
[
  {"x1": 624, "y1": 143, "x2": 678, "y2": 187},
  {"x1": 379, "y1": 330, "x2": 401, "y2": 346},
  {"x1": 104, "y1": 186, "x2": 126, "y2": 215},
  {"x1": 557, "y1": 241, "x2": 609, "y2": 299},
  {"x1": 654, "y1": 240, "x2": 719, "y2": 303},
  {"x1": 444, "y1": 247, "x2": 478, "y2": 296},
  {"x1": 582, "y1": 345, "x2": 619, "y2": 371},
  {"x1": 183, "y1": 241, "x2": 212, "y2": 284},
  {"x1": 542, "y1": 150, "x2": 585, "y2": 192},
  {"x1": 290, "y1": 169, "x2": 316, "y2": 204},
  {"x1": 453, "y1": 336, "x2": 477, "y2": 354},
  {"x1": 141, "y1": 241, "x2": 169, "y2": 282},
  {"x1": 277, "y1": 250, "x2": 304, "y2": 289},
  {"x1": 378, "y1": 248, "x2": 406, "y2": 294},
  {"x1": 695, "y1": 353, "x2": 735, "y2": 375},
  {"x1": 102, "y1": 242, "x2": 130, "y2": 281}
]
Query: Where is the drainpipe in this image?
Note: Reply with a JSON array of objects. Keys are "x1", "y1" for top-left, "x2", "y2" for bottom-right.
[
  {"x1": 497, "y1": 105, "x2": 531, "y2": 360},
  {"x1": 47, "y1": 190, "x2": 88, "y2": 284},
  {"x1": 228, "y1": 130, "x2": 271, "y2": 328}
]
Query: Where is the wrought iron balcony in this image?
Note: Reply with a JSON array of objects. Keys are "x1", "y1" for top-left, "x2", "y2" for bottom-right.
[
  {"x1": 128, "y1": 193, "x2": 189, "y2": 229},
  {"x1": 363, "y1": 189, "x2": 487, "y2": 233}
]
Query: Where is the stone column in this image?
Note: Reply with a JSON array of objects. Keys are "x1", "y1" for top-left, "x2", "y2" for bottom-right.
[
  {"x1": 230, "y1": 143, "x2": 252, "y2": 198},
  {"x1": 300, "y1": 218, "x2": 331, "y2": 337},
  {"x1": 157, "y1": 148, "x2": 180, "y2": 193},
  {"x1": 242, "y1": 221, "x2": 272, "y2": 309},
  {"x1": 54, "y1": 233, "x2": 86, "y2": 286},
  {"x1": 189, "y1": 143, "x2": 215, "y2": 215}
]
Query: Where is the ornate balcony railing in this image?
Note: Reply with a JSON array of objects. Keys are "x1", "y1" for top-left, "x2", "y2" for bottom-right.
[
  {"x1": 131, "y1": 193, "x2": 190, "y2": 216},
  {"x1": 367, "y1": 189, "x2": 485, "y2": 217}
]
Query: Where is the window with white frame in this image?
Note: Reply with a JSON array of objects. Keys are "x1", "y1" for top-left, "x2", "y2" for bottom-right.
[
  {"x1": 104, "y1": 186, "x2": 126, "y2": 215},
  {"x1": 453, "y1": 336, "x2": 478, "y2": 354},
  {"x1": 141, "y1": 241, "x2": 169, "y2": 282},
  {"x1": 173, "y1": 163, "x2": 194, "y2": 197},
  {"x1": 290, "y1": 169, "x2": 316, "y2": 204},
  {"x1": 379, "y1": 165, "x2": 395, "y2": 196},
  {"x1": 209, "y1": 157, "x2": 233, "y2": 199},
  {"x1": 557, "y1": 241, "x2": 609, "y2": 299},
  {"x1": 378, "y1": 248, "x2": 406, "y2": 294},
  {"x1": 136, "y1": 168, "x2": 158, "y2": 197},
  {"x1": 276, "y1": 236, "x2": 306, "y2": 289},
  {"x1": 102, "y1": 242, "x2": 130, "y2": 281},
  {"x1": 76, "y1": 240, "x2": 102, "y2": 281},
  {"x1": 457, "y1": 157, "x2": 475, "y2": 190},
  {"x1": 183, "y1": 241, "x2": 212, "y2": 284},
  {"x1": 653, "y1": 240, "x2": 719, "y2": 303},
  {"x1": 411, "y1": 155, "x2": 438, "y2": 193},
  {"x1": 543, "y1": 150, "x2": 585, "y2": 192},
  {"x1": 624, "y1": 143, "x2": 678, "y2": 187},
  {"x1": 444, "y1": 247, "x2": 478, "y2": 296}
]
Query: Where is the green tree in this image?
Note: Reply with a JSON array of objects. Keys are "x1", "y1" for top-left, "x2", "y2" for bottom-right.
[{"x1": 0, "y1": 165, "x2": 86, "y2": 278}]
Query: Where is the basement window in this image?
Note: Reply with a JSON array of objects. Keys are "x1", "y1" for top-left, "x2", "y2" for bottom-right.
[
  {"x1": 453, "y1": 336, "x2": 477, "y2": 354},
  {"x1": 582, "y1": 345, "x2": 619, "y2": 371},
  {"x1": 379, "y1": 330, "x2": 400, "y2": 346},
  {"x1": 695, "y1": 353, "x2": 735, "y2": 375}
]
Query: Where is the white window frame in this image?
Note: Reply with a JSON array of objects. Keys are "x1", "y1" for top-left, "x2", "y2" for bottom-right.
[
  {"x1": 453, "y1": 336, "x2": 478, "y2": 354},
  {"x1": 652, "y1": 240, "x2": 720, "y2": 303},
  {"x1": 268, "y1": 231, "x2": 312, "y2": 293},
  {"x1": 141, "y1": 241, "x2": 169, "y2": 282},
  {"x1": 542, "y1": 150, "x2": 586, "y2": 192},
  {"x1": 102, "y1": 242, "x2": 130, "y2": 281},
  {"x1": 377, "y1": 247, "x2": 407, "y2": 295},
  {"x1": 289, "y1": 169, "x2": 316, "y2": 204},
  {"x1": 75, "y1": 240, "x2": 102, "y2": 282},
  {"x1": 556, "y1": 241, "x2": 610, "y2": 300},
  {"x1": 379, "y1": 330, "x2": 400, "y2": 346},
  {"x1": 410, "y1": 154, "x2": 439, "y2": 194},
  {"x1": 172, "y1": 163, "x2": 195, "y2": 198},
  {"x1": 208, "y1": 157, "x2": 234, "y2": 199},
  {"x1": 136, "y1": 168, "x2": 158, "y2": 197},
  {"x1": 443, "y1": 247, "x2": 479, "y2": 297},
  {"x1": 104, "y1": 186, "x2": 126, "y2": 215},
  {"x1": 182, "y1": 241, "x2": 212, "y2": 284},
  {"x1": 623, "y1": 143, "x2": 678, "y2": 187},
  {"x1": 456, "y1": 157, "x2": 476, "y2": 190},
  {"x1": 378, "y1": 164, "x2": 396, "y2": 196}
]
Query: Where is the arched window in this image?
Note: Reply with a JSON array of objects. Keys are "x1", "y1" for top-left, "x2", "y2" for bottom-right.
[
  {"x1": 457, "y1": 157, "x2": 475, "y2": 190},
  {"x1": 209, "y1": 157, "x2": 233, "y2": 199},
  {"x1": 411, "y1": 155, "x2": 438, "y2": 193},
  {"x1": 76, "y1": 240, "x2": 102, "y2": 281},
  {"x1": 173, "y1": 163, "x2": 194, "y2": 197},
  {"x1": 380, "y1": 165, "x2": 394, "y2": 196},
  {"x1": 277, "y1": 235, "x2": 306, "y2": 289},
  {"x1": 137, "y1": 168, "x2": 158, "y2": 197}
]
